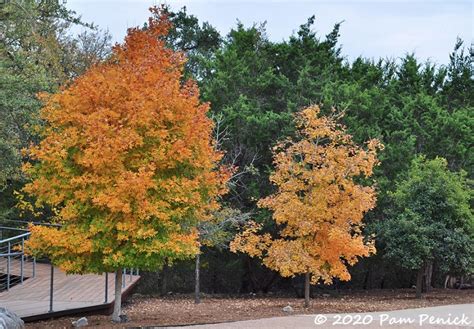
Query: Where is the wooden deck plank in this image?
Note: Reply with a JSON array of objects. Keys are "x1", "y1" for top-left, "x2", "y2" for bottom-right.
[{"x1": 0, "y1": 258, "x2": 139, "y2": 319}]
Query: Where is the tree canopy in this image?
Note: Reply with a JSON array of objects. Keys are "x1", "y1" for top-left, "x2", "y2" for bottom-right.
[
  {"x1": 380, "y1": 156, "x2": 473, "y2": 296},
  {"x1": 231, "y1": 106, "x2": 382, "y2": 284},
  {"x1": 22, "y1": 10, "x2": 229, "y2": 274}
]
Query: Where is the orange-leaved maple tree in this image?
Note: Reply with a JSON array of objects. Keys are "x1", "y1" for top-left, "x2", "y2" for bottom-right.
[
  {"x1": 230, "y1": 106, "x2": 383, "y2": 307},
  {"x1": 21, "y1": 7, "x2": 229, "y2": 321}
]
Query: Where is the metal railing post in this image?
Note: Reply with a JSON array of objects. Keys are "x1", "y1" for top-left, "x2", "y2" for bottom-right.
[
  {"x1": 20, "y1": 238, "x2": 24, "y2": 283},
  {"x1": 7, "y1": 241, "x2": 11, "y2": 291},
  {"x1": 129, "y1": 268, "x2": 132, "y2": 282},
  {"x1": 0, "y1": 228, "x2": 34, "y2": 290},
  {"x1": 104, "y1": 272, "x2": 108, "y2": 303},
  {"x1": 49, "y1": 263, "x2": 54, "y2": 313}
]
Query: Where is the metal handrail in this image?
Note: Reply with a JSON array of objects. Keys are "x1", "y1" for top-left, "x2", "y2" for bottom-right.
[
  {"x1": 0, "y1": 219, "x2": 62, "y2": 227},
  {"x1": 0, "y1": 226, "x2": 29, "y2": 231},
  {"x1": 0, "y1": 252, "x2": 24, "y2": 257},
  {"x1": 0, "y1": 232, "x2": 31, "y2": 244},
  {"x1": 0, "y1": 224, "x2": 140, "y2": 313},
  {"x1": 0, "y1": 228, "x2": 35, "y2": 292}
]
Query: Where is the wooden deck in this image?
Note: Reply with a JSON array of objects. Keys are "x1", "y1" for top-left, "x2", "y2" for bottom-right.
[{"x1": 0, "y1": 258, "x2": 140, "y2": 320}]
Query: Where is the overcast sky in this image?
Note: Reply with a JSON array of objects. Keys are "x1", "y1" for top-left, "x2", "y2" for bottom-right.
[{"x1": 66, "y1": 0, "x2": 473, "y2": 65}]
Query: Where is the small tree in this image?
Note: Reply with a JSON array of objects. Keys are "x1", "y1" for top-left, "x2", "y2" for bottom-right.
[
  {"x1": 231, "y1": 106, "x2": 382, "y2": 307},
  {"x1": 195, "y1": 207, "x2": 250, "y2": 303},
  {"x1": 380, "y1": 156, "x2": 473, "y2": 298},
  {"x1": 21, "y1": 8, "x2": 229, "y2": 322}
]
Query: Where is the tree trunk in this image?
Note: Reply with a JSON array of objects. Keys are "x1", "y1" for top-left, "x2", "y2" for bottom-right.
[
  {"x1": 458, "y1": 276, "x2": 464, "y2": 290},
  {"x1": 112, "y1": 269, "x2": 123, "y2": 322},
  {"x1": 304, "y1": 272, "x2": 310, "y2": 308},
  {"x1": 444, "y1": 275, "x2": 450, "y2": 289},
  {"x1": 416, "y1": 267, "x2": 424, "y2": 299},
  {"x1": 195, "y1": 252, "x2": 201, "y2": 304},
  {"x1": 161, "y1": 264, "x2": 168, "y2": 295},
  {"x1": 424, "y1": 261, "x2": 433, "y2": 293},
  {"x1": 363, "y1": 266, "x2": 371, "y2": 290}
]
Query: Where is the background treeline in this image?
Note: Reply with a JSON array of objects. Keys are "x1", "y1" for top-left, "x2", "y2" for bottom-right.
[{"x1": 1, "y1": 2, "x2": 472, "y2": 295}]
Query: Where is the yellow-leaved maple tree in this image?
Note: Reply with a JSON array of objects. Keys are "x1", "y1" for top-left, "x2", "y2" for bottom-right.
[
  {"x1": 21, "y1": 8, "x2": 229, "y2": 321},
  {"x1": 230, "y1": 106, "x2": 383, "y2": 307}
]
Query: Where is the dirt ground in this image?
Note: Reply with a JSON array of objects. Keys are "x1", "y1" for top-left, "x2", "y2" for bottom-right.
[{"x1": 26, "y1": 289, "x2": 474, "y2": 328}]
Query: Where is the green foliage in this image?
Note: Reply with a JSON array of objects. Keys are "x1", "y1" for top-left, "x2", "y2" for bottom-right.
[
  {"x1": 192, "y1": 14, "x2": 473, "y2": 289},
  {"x1": 440, "y1": 38, "x2": 474, "y2": 111},
  {"x1": 199, "y1": 208, "x2": 251, "y2": 249},
  {"x1": 157, "y1": 5, "x2": 221, "y2": 81},
  {"x1": 201, "y1": 19, "x2": 346, "y2": 211},
  {"x1": 380, "y1": 156, "x2": 473, "y2": 275},
  {"x1": 0, "y1": 0, "x2": 111, "y2": 221},
  {"x1": 1, "y1": 3, "x2": 473, "y2": 291},
  {"x1": 0, "y1": 55, "x2": 48, "y2": 187}
]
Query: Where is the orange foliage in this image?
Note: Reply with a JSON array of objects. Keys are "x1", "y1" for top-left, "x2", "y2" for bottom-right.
[
  {"x1": 231, "y1": 106, "x2": 383, "y2": 284},
  {"x1": 22, "y1": 8, "x2": 230, "y2": 273}
]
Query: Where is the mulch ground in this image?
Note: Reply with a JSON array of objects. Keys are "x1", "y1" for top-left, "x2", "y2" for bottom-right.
[{"x1": 26, "y1": 288, "x2": 474, "y2": 328}]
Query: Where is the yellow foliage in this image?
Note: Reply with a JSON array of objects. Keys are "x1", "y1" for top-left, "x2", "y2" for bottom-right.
[{"x1": 231, "y1": 106, "x2": 382, "y2": 284}]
